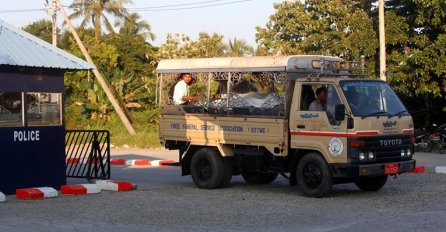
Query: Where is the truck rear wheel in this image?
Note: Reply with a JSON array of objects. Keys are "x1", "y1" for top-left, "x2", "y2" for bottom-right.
[
  {"x1": 190, "y1": 148, "x2": 232, "y2": 189},
  {"x1": 241, "y1": 170, "x2": 278, "y2": 184},
  {"x1": 354, "y1": 176, "x2": 388, "y2": 191},
  {"x1": 296, "y1": 153, "x2": 333, "y2": 198}
]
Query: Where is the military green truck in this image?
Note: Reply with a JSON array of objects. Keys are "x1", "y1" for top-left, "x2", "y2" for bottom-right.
[{"x1": 156, "y1": 55, "x2": 416, "y2": 197}]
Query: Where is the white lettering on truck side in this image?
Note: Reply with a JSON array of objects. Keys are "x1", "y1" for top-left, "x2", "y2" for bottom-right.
[{"x1": 13, "y1": 130, "x2": 40, "y2": 142}]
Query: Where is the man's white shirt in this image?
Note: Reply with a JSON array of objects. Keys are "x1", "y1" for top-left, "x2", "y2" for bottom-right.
[{"x1": 173, "y1": 80, "x2": 189, "y2": 105}]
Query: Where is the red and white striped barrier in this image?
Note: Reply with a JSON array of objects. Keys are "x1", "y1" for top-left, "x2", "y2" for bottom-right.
[
  {"x1": 0, "y1": 192, "x2": 5, "y2": 203},
  {"x1": 110, "y1": 158, "x2": 126, "y2": 165},
  {"x1": 409, "y1": 165, "x2": 426, "y2": 174},
  {"x1": 61, "y1": 184, "x2": 101, "y2": 195},
  {"x1": 96, "y1": 180, "x2": 134, "y2": 192},
  {"x1": 81, "y1": 159, "x2": 106, "y2": 165},
  {"x1": 66, "y1": 158, "x2": 80, "y2": 164},
  {"x1": 126, "y1": 159, "x2": 151, "y2": 166},
  {"x1": 150, "y1": 160, "x2": 175, "y2": 167},
  {"x1": 16, "y1": 187, "x2": 58, "y2": 200},
  {"x1": 68, "y1": 158, "x2": 176, "y2": 167}
]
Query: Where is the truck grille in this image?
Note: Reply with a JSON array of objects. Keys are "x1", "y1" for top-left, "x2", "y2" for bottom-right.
[{"x1": 351, "y1": 135, "x2": 413, "y2": 164}]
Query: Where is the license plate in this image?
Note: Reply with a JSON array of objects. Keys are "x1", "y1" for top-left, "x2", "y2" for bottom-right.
[{"x1": 384, "y1": 163, "x2": 399, "y2": 175}]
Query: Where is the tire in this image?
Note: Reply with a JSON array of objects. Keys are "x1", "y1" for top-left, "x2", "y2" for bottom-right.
[
  {"x1": 416, "y1": 139, "x2": 433, "y2": 152},
  {"x1": 241, "y1": 170, "x2": 278, "y2": 184},
  {"x1": 424, "y1": 139, "x2": 433, "y2": 152},
  {"x1": 354, "y1": 176, "x2": 388, "y2": 191},
  {"x1": 296, "y1": 153, "x2": 333, "y2": 198},
  {"x1": 190, "y1": 148, "x2": 232, "y2": 189}
]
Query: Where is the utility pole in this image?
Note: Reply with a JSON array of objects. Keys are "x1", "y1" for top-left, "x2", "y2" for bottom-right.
[
  {"x1": 379, "y1": 0, "x2": 386, "y2": 81},
  {"x1": 46, "y1": 0, "x2": 58, "y2": 46},
  {"x1": 56, "y1": 0, "x2": 136, "y2": 135}
]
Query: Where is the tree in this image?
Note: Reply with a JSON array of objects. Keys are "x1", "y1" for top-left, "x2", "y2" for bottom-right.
[
  {"x1": 226, "y1": 38, "x2": 254, "y2": 57},
  {"x1": 156, "y1": 32, "x2": 227, "y2": 60},
  {"x1": 115, "y1": 12, "x2": 155, "y2": 41},
  {"x1": 22, "y1": 19, "x2": 54, "y2": 44},
  {"x1": 68, "y1": 0, "x2": 132, "y2": 38},
  {"x1": 256, "y1": 0, "x2": 377, "y2": 73}
]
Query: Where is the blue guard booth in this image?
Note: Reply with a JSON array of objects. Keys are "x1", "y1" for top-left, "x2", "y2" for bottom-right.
[{"x1": 0, "y1": 19, "x2": 94, "y2": 195}]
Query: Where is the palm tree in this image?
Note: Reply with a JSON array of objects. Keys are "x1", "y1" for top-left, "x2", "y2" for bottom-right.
[
  {"x1": 226, "y1": 38, "x2": 255, "y2": 57},
  {"x1": 115, "y1": 12, "x2": 155, "y2": 41},
  {"x1": 68, "y1": 0, "x2": 132, "y2": 38}
]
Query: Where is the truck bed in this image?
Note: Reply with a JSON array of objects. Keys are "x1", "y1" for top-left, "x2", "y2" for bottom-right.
[{"x1": 160, "y1": 114, "x2": 289, "y2": 156}]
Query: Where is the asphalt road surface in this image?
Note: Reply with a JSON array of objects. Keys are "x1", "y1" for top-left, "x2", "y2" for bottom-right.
[{"x1": 1, "y1": 150, "x2": 446, "y2": 232}]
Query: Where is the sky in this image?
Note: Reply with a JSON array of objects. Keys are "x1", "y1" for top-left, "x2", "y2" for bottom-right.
[{"x1": 0, "y1": 0, "x2": 282, "y2": 47}]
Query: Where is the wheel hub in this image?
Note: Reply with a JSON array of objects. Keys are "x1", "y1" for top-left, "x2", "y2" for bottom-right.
[{"x1": 303, "y1": 162, "x2": 322, "y2": 189}]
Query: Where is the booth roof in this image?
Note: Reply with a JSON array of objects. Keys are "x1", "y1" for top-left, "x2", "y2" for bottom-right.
[{"x1": 0, "y1": 19, "x2": 95, "y2": 70}]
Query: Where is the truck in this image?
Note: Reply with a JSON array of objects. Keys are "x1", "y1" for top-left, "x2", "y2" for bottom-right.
[{"x1": 156, "y1": 55, "x2": 416, "y2": 197}]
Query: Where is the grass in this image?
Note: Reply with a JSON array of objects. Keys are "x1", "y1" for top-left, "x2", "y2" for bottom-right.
[{"x1": 65, "y1": 105, "x2": 161, "y2": 148}]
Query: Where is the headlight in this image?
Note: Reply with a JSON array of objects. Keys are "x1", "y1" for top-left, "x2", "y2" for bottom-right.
[
  {"x1": 367, "y1": 151, "x2": 375, "y2": 160},
  {"x1": 359, "y1": 151, "x2": 366, "y2": 161},
  {"x1": 406, "y1": 148, "x2": 412, "y2": 158},
  {"x1": 401, "y1": 149, "x2": 406, "y2": 157}
]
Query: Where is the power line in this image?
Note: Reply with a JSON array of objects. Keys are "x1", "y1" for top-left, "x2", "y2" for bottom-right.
[
  {"x1": 0, "y1": 9, "x2": 44, "y2": 14},
  {"x1": 128, "y1": 0, "x2": 229, "y2": 10},
  {"x1": 129, "y1": 0, "x2": 254, "y2": 12},
  {"x1": 0, "y1": 0, "x2": 254, "y2": 14}
]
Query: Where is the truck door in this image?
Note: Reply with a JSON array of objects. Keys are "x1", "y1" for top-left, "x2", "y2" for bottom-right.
[{"x1": 290, "y1": 82, "x2": 348, "y2": 164}]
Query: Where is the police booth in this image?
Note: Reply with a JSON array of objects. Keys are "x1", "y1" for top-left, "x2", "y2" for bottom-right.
[{"x1": 0, "y1": 19, "x2": 93, "y2": 194}]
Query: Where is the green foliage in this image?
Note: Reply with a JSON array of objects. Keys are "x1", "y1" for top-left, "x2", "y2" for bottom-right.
[
  {"x1": 69, "y1": 35, "x2": 119, "y2": 71},
  {"x1": 155, "y1": 32, "x2": 227, "y2": 60},
  {"x1": 68, "y1": 0, "x2": 132, "y2": 38},
  {"x1": 377, "y1": 0, "x2": 446, "y2": 101},
  {"x1": 115, "y1": 12, "x2": 155, "y2": 41},
  {"x1": 256, "y1": 0, "x2": 377, "y2": 74},
  {"x1": 22, "y1": 19, "x2": 55, "y2": 44},
  {"x1": 226, "y1": 37, "x2": 254, "y2": 57}
]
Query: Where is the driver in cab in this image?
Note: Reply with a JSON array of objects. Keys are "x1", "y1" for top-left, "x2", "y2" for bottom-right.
[{"x1": 309, "y1": 87, "x2": 327, "y2": 111}]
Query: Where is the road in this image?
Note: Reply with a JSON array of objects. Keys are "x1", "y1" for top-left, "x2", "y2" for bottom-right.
[{"x1": 1, "y1": 150, "x2": 446, "y2": 232}]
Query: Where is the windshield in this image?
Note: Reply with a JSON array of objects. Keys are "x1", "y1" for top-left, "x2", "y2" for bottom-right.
[{"x1": 340, "y1": 80, "x2": 409, "y2": 117}]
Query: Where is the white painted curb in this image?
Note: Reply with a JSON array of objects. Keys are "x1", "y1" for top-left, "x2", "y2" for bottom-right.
[
  {"x1": 83, "y1": 184, "x2": 101, "y2": 194},
  {"x1": 150, "y1": 160, "x2": 174, "y2": 167},
  {"x1": 96, "y1": 180, "x2": 118, "y2": 191},
  {"x1": 96, "y1": 180, "x2": 133, "y2": 192},
  {"x1": 0, "y1": 192, "x2": 5, "y2": 203},
  {"x1": 435, "y1": 166, "x2": 446, "y2": 174},
  {"x1": 39, "y1": 187, "x2": 59, "y2": 198}
]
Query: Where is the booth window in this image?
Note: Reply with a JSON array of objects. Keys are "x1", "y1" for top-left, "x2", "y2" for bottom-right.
[
  {"x1": 0, "y1": 92, "x2": 23, "y2": 127},
  {"x1": 27, "y1": 93, "x2": 62, "y2": 126}
]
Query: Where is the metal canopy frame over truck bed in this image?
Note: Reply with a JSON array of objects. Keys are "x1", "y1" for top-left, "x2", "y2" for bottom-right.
[{"x1": 156, "y1": 55, "x2": 352, "y2": 118}]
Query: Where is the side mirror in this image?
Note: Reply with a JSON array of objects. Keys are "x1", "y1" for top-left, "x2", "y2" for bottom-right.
[{"x1": 335, "y1": 104, "x2": 346, "y2": 121}]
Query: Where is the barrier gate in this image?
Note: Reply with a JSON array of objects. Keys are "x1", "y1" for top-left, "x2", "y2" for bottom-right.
[{"x1": 65, "y1": 130, "x2": 111, "y2": 180}]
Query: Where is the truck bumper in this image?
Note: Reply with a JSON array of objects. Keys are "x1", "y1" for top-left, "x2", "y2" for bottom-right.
[{"x1": 331, "y1": 160, "x2": 416, "y2": 178}]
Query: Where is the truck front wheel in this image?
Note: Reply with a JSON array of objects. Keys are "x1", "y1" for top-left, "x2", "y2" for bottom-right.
[
  {"x1": 296, "y1": 153, "x2": 333, "y2": 198},
  {"x1": 190, "y1": 148, "x2": 232, "y2": 189},
  {"x1": 354, "y1": 176, "x2": 388, "y2": 191},
  {"x1": 241, "y1": 170, "x2": 278, "y2": 184}
]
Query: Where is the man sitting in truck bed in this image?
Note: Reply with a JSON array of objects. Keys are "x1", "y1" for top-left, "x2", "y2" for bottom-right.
[
  {"x1": 309, "y1": 87, "x2": 327, "y2": 111},
  {"x1": 173, "y1": 73, "x2": 199, "y2": 105}
]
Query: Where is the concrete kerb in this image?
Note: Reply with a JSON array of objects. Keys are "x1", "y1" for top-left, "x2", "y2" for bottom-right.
[
  {"x1": 96, "y1": 180, "x2": 134, "y2": 192},
  {"x1": 61, "y1": 184, "x2": 101, "y2": 195},
  {"x1": 0, "y1": 192, "x2": 5, "y2": 203},
  {"x1": 435, "y1": 166, "x2": 446, "y2": 174},
  {"x1": 16, "y1": 187, "x2": 58, "y2": 200}
]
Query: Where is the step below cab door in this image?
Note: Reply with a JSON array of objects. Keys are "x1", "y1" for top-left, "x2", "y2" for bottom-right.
[{"x1": 290, "y1": 82, "x2": 348, "y2": 164}]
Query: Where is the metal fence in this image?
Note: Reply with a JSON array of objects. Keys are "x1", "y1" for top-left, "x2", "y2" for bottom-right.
[{"x1": 65, "y1": 130, "x2": 111, "y2": 180}]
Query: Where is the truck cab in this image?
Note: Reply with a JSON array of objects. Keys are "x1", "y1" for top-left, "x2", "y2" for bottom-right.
[{"x1": 157, "y1": 55, "x2": 416, "y2": 197}]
